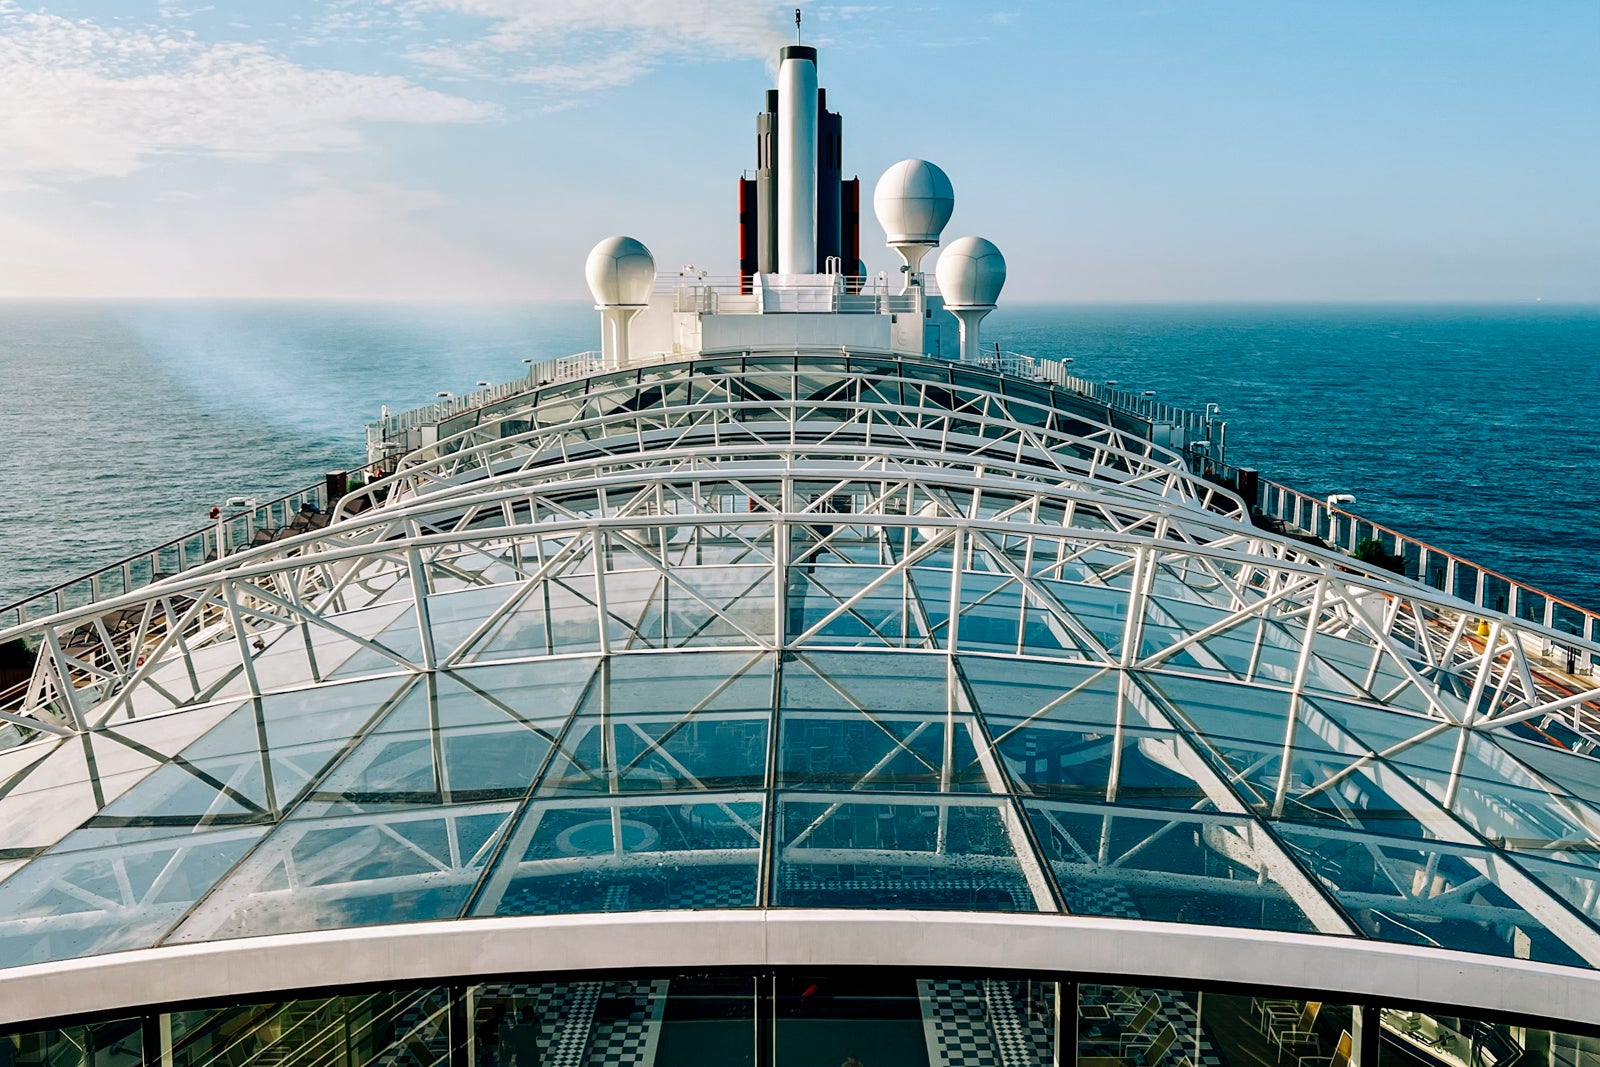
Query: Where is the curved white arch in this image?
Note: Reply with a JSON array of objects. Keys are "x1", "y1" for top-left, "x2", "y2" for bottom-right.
[{"x1": 1, "y1": 911, "x2": 1598, "y2": 1030}]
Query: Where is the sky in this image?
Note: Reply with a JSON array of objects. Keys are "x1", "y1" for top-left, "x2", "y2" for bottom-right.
[{"x1": 0, "y1": 1, "x2": 1595, "y2": 302}]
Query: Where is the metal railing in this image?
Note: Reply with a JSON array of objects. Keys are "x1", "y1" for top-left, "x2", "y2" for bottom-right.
[
  {"x1": 1033, "y1": 360, "x2": 1223, "y2": 443},
  {"x1": 655, "y1": 273, "x2": 941, "y2": 295},
  {"x1": 667, "y1": 275, "x2": 928, "y2": 315},
  {"x1": 0, "y1": 480, "x2": 335, "y2": 631},
  {"x1": 1286, "y1": 481, "x2": 1600, "y2": 640},
  {"x1": 363, "y1": 374, "x2": 539, "y2": 458},
  {"x1": 1211, "y1": 461, "x2": 1600, "y2": 652}
]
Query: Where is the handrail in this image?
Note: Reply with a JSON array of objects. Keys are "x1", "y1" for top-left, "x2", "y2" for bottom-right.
[
  {"x1": 1211, "y1": 459, "x2": 1600, "y2": 649},
  {"x1": 0, "y1": 477, "x2": 343, "y2": 631},
  {"x1": 654, "y1": 273, "x2": 939, "y2": 295}
]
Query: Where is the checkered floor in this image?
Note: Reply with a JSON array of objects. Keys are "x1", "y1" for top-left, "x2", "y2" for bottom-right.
[
  {"x1": 473, "y1": 978, "x2": 669, "y2": 1067},
  {"x1": 780, "y1": 871, "x2": 1036, "y2": 911},
  {"x1": 1056, "y1": 877, "x2": 1142, "y2": 919},
  {"x1": 918, "y1": 979, "x2": 1055, "y2": 1067},
  {"x1": 587, "y1": 980, "x2": 669, "y2": 1067},
  {"x1": 496, "y1": 869, "x2": 755, "y2": 915}
]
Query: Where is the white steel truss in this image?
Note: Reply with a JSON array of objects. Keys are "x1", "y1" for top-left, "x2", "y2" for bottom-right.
[{"x1": 1, "y1": 352, "x2": 1599, "y2": 973}]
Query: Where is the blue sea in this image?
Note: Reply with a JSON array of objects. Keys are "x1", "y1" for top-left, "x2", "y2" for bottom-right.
[{"x1": 1, "y1": 301, "x2": 1596, "y2": 613}]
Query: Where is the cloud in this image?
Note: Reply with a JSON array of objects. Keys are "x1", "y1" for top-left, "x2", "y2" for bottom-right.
[
  {"x1": 0, "y1": 10, "x2": 495, "y2": 186},
  {"x1": 392, "y1": 0, "x2": 788, "y2": 91},
  {"x1": 0, "y1": 172, "x2": 540, "y2": 300}
]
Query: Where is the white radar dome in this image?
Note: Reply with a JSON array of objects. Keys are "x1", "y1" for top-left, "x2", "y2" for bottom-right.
[
  {"x1": 873, "y1": 159, "x2": 955, "y2": 245},
  {"x1": 585, "y1": 236, "x2": 656, "y2": 307},
  {"x1": 935, "y1": 236, "x2": 1006, "y2": 308}
]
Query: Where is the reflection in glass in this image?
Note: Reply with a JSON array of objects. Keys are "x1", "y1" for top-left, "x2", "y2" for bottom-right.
[
  {"x1": 773, "y1": 793, "x2": 1044, "y2": 911},
  {"x1": 538, "y1": 653, "x2": 771, "y2": 797},
  {"x1": 1277, "y1": 825, "x2": 1589, "y2": 967},
  {"x1": 298, "y1": 668, "x2": 573, "y2": 817},
  {"x1": 475, "y1": 795, "x2": 763, "y2": 916},
  {"x1": 0, "y1": 824, "x2": 265, "y2": 967},
  {"x1": 7, "y1": 1015, "x2": 142, "y2": 1067},
  {"x1": 775, "y1": 973, "x2": 931, "y2": 1067},
  {"x1": 168, "y1": 989, "x2": 450, "y2": 1067},
  {"x1": 5, "y1": 974, "x2": 1600, "y2": 1067},
  {"x1": 1377, "y1": 1005, "x2": 1597, "y2": 1067},
  {"x1": 1027, "y1": 801, "x2": 1323, "y2": 932},
  {"x1": 169, "y1": 804, "x2": 515, "y2": 941},
  {"x1": 471, "y1": 975, "x2": 752, "y2": 1067}
]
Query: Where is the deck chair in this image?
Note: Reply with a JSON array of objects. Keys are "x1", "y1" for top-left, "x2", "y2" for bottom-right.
[
  {"x1": 1298, "y1": 1031, "x2": 1353, "y2": 1067},
  {"x1": 1270, "y1": 1002, "x2": 1323, "y2": 1062},
  {"x1": 1080, "y1": 994, "x2": 1160, "y2": 1060},
  {"x1": 1262, "y1": 999, "x2": 1315, "y2": 1034},
  {"x1": 1115, "y1": 994, "x2": 1162, "y2": 1043},
  {"x1": 1081, "y1": 1023, "x2": 1179, "y2": 1067},
  {"x1": 1136, "y1": 1024, "x2": 1179, "y2": 1067},
  {"x1": 1252, "y1": 997, "x2": 1300, "y2": 1032}
]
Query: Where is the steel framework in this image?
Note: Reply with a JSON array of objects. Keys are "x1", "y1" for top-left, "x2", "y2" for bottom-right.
[{"x1": 1, "y1": 353, "x2": 1599, "y2": 974}]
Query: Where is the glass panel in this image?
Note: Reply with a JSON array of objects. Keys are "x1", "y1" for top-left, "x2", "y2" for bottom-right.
[
  {"x1": 1499, "y1": 730, "x2": 1600, "y2": 807},
  {"x1": 8, "y1": 1015, "x2": 142, "y2": 1067},
  {"x1": 168, "y1": 803, "x2": 514, "y2": 941},
  {"x1": 967, "y1": 661, "x2": 1214, "y2": 809},
  {"x1": 1378, "y1": 1006, "x2": 1596, "y2": 1067},
  {"x1": 781, "y1": 652, "x2": 949, "y2": 716},
  {"x1": 779, "y1": 710, "x2": 990, "y2": 793},
  {"x1": 1443, "y1": 734, "x2": 1600, "y2": 856},
  {"x1": 1077, "y1": 984, "x2": 1202, "y2": 1067},
  {"x1": 538, "y1": 653, "x2": 770, "y2": 797},
  {"x1": 0, "y1": 741, "x2": 105, "y2": 856},
  {"x1": 1275, "y1": 824, "x2": 1590, "y2": 966},
  {"x1": 298, "y1": 663, "x2": 589, "y2": 817},
  {"x1": 772, "y1": 793, "x2": 1042, "y2": 911},
  {"x1": 0, "y1": 823, "x2": 266, "y2": 966},
  {"x1": 997, "y1": 720, "x2": 1208, "y2": 809},
  {"x1": 474, "y1": 794, "x2": 763, "y2": 916},
  {"x1": 1194, "y1": 992, "x2": 1352, "y2": 1067},
  {"x1": 774, "y1": 973, "x2": 929, "y2": 1067},
  {"x1": 617, "y1": 566, "x2": 775, "y2": 649},
  {"x1": 472, "y1": 977, "x2": 745, "y2": 1067},
  {"x1": 788, "y1": 566, "x2": 924, "y2": 647},
  {"x1": 472, "y1": 572, "x2": 604, "y2": 661},
  {"x1": 1500, "y1": 851, "x2": 1600, "y2": 934},
  {"x1": 1026, "y1": 801, "x2": 1324, "y2": 933},
  {"x1": 427, "y1": 583, "x2": 527, "y2": 660},
  {"x1": 1148, "y1": 673, "x2": 1327, "y2": 751},
  {"x1": 961, "y1": 656, "x2": 1114, "y2": 724},
  {"x1": 324, "y1": 602, "x2": 426, "y2": 680},
  {"x1": 167, "y1": 988, "x2": 451, "y2": 1067},
  {"x1": 64, "y1": 677, "x2": 410, "y2": 848}
]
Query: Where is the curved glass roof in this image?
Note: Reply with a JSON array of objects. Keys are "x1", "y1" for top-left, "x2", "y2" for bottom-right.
[{"x1": 2, "y1": 353, "x2": 1599, "y2": 975}]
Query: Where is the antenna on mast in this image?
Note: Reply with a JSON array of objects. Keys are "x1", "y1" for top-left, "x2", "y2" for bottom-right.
[{"x1": 795, "y1": 8, "x2": 802, "y2": 43}]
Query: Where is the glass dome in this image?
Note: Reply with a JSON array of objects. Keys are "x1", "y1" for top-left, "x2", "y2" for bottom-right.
[{"x1": 1, "y1": 353, "x2": 1598, "y2": 989}]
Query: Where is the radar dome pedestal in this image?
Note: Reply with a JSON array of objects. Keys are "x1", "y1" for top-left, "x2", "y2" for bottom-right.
[
  {"x1": 934, "y1": 236, "x2": 1006, "y2": 363},
  {"x1": 585, "y1": 236, "x2": 655, "y2": 369},
  {"x1": 873, "y1": 160, "x2": 954, "y2": 292}
]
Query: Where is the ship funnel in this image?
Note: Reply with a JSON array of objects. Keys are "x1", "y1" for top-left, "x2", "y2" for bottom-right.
[
  {"x1": 777, "y1": 45, "x2": 819, "y2": 275},
  {"x1": 874, "y1": 159, "x2": 954, "y2": 292},
  {"x1": 935, "y1": 236, "x2": 1006, "y2": 363},
  {"x1": 585, "y1": 235, "x2": 655, "y2": 369}
]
